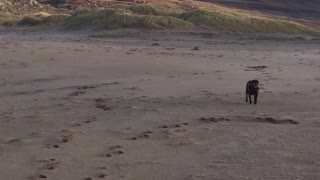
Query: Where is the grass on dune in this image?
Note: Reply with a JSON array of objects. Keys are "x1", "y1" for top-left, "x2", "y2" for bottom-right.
[
  {"x1": 1, "y1": 12, "x2": 69, "y2": 26},
  {"x1": 44, "y1": 14, "x2": 71, "y2": 24},
  {"x1": 63, "y1": 3, "x2": 320, "y2": 35},
  {"x1": 64, "y1": 8, "x2": 192, "y2": 29},
  {"x1": 1, "y1": 2, "x2": 320, "y2": 35},
  {"x1": 0, "y1": 13, "x2": 16, "y2": 26},
  {"x1": 110, "y1": 3, "x2": 185, "y2": 16},
  {"x1": 17, "y1": 13, "x2": 70, "y2": 26},
  {"x1": 180, "y1": 8, "x2": 320, "y2": 35}
]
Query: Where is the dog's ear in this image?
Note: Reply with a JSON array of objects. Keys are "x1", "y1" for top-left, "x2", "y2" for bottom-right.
[{"x1": 252, "y1": 80, "x2": 259, "y2": 84}]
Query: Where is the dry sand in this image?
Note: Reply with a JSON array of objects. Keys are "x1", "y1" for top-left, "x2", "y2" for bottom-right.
[{"x1": 0, "y1": 28, "x2": 320, "y2": 180}]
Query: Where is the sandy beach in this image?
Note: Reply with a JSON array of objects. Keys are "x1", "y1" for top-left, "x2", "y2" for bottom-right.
[{"x1": 0, "y1": 28, "x2": 320, "y2": 180}]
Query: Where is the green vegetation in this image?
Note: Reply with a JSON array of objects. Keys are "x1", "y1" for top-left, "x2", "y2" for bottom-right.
[
  {"x1": 18, "y1": 16, "x2": 44, "y2": 26},
  {"x1": 0, "y1": 13, "x2": 16, "y2": 26},
  {"x1": 110, "y1": 4, "x2": 185, "y2": 16},
  {"x1": 0, "y1": 12, "x2": 69, "y2": 26},
  {"x1": 1, "y1": 2, "x2": 320, "y2": 35},
  {"x1": 18, "y1": 14, "x2": 69, "y2": 26},
  {"x1": 43, "y1": 14, "x2": 70, "y2": 24},
  {"x1": 180, "y1": 8, "x2": 320, "y2": 34},
  {"x1": 63, "y1": 3, "x2": 320, "y2": 35},
  {"x1": 64, "y1": 8, "x2": 191, "y2": 29}
]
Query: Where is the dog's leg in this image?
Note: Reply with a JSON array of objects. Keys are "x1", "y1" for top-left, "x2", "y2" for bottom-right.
[
  {"x1": 246, "y1": 93, "x2": 248, "y2": 102},
  {"x1": 249, "y1": 94, "x2": 252, "y2": 104},
  {"x1": 254, "y1": 93, "x2": 258, "y2": 104},
  {"x1": 245, "y1": 87, "x2": 249, "y2": 102}
]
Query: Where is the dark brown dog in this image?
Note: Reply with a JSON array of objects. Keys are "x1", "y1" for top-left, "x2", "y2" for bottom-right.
[{"x1": 246, "y1": 80, "x2": 259, "y2": 104}]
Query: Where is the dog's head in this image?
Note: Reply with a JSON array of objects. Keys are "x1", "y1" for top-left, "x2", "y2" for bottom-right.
[
  {"x1": 251, "y1": 80, "x2": 259, "y2": 85},
  {"x1": 251, "y1": 80, "x2": 259, "y2": 89}
]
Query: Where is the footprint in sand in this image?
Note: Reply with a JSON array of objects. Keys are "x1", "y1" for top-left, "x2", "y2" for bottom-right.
[
  {"x1": 127, "y1": 122, "x2": 191, "y2": 142},
  {"x1": 139, "y1": 78, "x2": 151, "y2": 82},
  {"x1": 32, "y1": 159, "x2": 60, "y2": 179},
  {"x1": 83, "y1": 117, "x2": 97, "y2": 124},
  {"x1": 160, "y1": 125, "x2": 169, "y2": 129},
  {"x1": 202, "y1": 91, "x2": 217, "y2": 97},
  {"x1": 129, "y1": 137, "x2": 138, "y2": 140},
  {"x1": 139, "y1": 131, "x2": 154, "y2": 138},
  {"x1": 52, "y1": 144, "x2": 60, "y2": 148},
  {"x1": 73, "y1": 49, "x2": 85, "y2": 52},
  {"x1": 97, "y1": 166, "x2": 108, "y2": 170},
  {"x1": 193, "y1": 72, "x2": 205, "y2": 75},
  {"x1": 43, "y1": 161, "x2": 59, "y2": 171},
  {"x1": 38, "y1": 174, "x2": 47, "y2": 179},
  {"x1": 61, "y1": 137, "x2": 69, "y2": 143},
  {"x1": 245, "y1": 65, "x2": 268, "y2": 72},
  {"x1": 129, "y1": 130, "x2": 153, "y2": 140},
  {"x1": 83, "y1": 177, "x2": 93, "y2": 180},
  {"x1": 160, "y1": 123, "x2": 190, "y2": 130},
  {"x1": 96, "y1": 173, "x2": 108, "y2": 178},
  {"x1": 191, "y1": 46, "x2": 200, "y2": 51},
  {"x1": 257, "y1": 117, "x2": 299, "y2": 124},
  {"x1": 199, "y1": 117, "x2": 230, "y2": 123},
  {"x1": 84, "y1": 120, "x2": 94, "y2": 124},
  {"x1": 6, "y1": 138, "x2": 22, "y2": 144},
  {"x1": 108, "y1": 145, "x2": 123, "y2": 150},
  {"x1": 164, "y1": 127, "x2": 194, "y2": 146},
  {"x1": 167, "y1": 75, "x2": 176, "y2": 78},
  {"x1": 70, "y1": 83, "x2": 116, "y2": 97},
  {"x1": 71, "y1": 123, "x2": 82, "y2": 127},
  {"x1": 104, "y1": 145, "x2": 124, "y2": 158},
  {"x1": 77, "y1": 85, "x2": 97, "y2": 90},
  {"x1": 113, "y1": 150, "x2": 124, "y2": 155},
  {"x1": 47, "y1": 133, "x2": 73, "y2": 149},
  {"x1": 94, "y1": 98, "x2": 106, "y2": 103},
  {"x1": 69, "y1": 90, "x2": 86, "y2": 97},
  {"x1": 105, "y1": 153, "x2": 112, "y2": 158},
  {"x1": 123, "y1": 87, "x2": 142, "y2": 91},
  {"x1": 96, "y1": 104, "x2": 112, "y2": 111}
]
